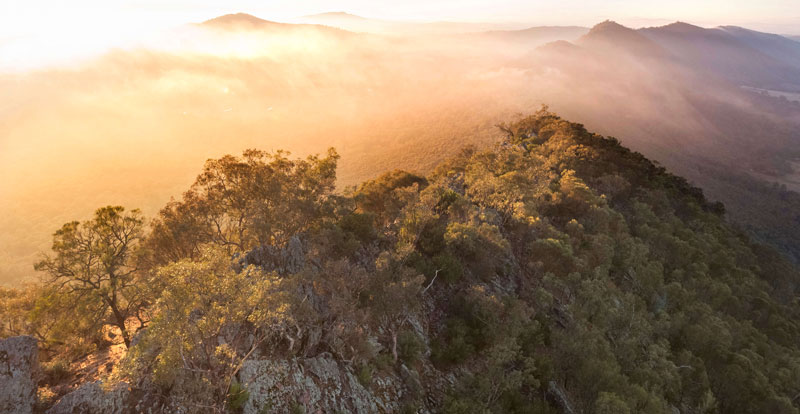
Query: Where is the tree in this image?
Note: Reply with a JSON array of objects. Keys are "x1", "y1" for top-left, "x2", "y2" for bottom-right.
[
  {"x1": 35, "y1": 206, "x2": 146, "y2": 348},
  {"x1": 354, "y1": 170, "x2": 427, "y2": 224},
  {"x1": 122, "y1": 248, "x2": 291, "y2": 413},
  {"x1": 365, "y1": 254, "x2": 425, "y2": 362},
  {"x1": 0, "y1": 284, "x2": 102, "y2": 355},
  {"x1": 145, "y1": 149, "x2": 339, "y2": 266},
  {"x1": 0, "y1": 286, "x2": 37, "y2": 339}
]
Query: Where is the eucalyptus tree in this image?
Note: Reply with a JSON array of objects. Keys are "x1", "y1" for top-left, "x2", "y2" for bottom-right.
[{"x1": 35, "y1": 206, "x2": 146, "y2": 347}]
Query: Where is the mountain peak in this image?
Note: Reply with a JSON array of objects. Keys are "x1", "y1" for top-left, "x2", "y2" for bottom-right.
[
  {"x1": 582, "y1": 20, "x2": 638, "y2": 41},
  {"x1": 579, "y1": 20, "x2": 664, "y2": 57},
  {"x1": 582, "y1": 20, "x2": 641, "y2": 41},
  {"x1": 657, "y1": 21, "x2": 706, "y2": 33},
  {"x1": 202, "y1": 13, "x2": 281, "y2": 28},
  {"x1": 536, "y1": 39, "x2": 581, "y2": 54},
  {"x1": 588, "y1": 20, "x2": 630, "y2": 34}
]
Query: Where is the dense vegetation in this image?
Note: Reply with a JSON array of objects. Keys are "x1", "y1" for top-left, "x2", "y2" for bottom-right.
[{"x1": 3, "y1": 109, "x2": 800, "y2": 413}]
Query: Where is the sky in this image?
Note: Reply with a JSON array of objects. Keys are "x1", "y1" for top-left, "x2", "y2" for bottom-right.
[{"x1": 0, "y1": 0, "x2": 799, "y2": 70}]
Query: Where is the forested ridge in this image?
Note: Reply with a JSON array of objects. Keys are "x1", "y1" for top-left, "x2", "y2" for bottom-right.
[{"x1": 3, "y1": 109, "x2": 800, "y2": 413}]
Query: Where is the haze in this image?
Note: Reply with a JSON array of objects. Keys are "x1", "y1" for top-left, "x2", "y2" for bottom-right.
[
  {"x1": 3, "y1": 1, "x2": 800, "y2": 70},
  {"x1": 2, "y1": 6, "x2": 800, "y2": 285}
]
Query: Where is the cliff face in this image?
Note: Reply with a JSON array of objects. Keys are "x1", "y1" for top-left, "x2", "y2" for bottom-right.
[
  {"x1": 38, "y1": 354, "x2": 438, "y2": 413},
  {"x1": 2, "y1": 338, "x2": 434, "y2": 413},
  {"x1": 0, "y1": 336, "x2": 38, "y2": 414},
  {"x1": 46, "y1": 381, "x2": 129, "y2": 414},
  {"x1": 238, "y1": 357, "x2": 405, "y2": 414}
]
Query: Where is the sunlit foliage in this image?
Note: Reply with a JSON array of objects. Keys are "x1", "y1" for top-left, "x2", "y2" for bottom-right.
[
  {"x1": 5, "y1": 110, "x2": 800, "y2": 413},
  {"x1": 33, "y1": 206, "x2": 147, "y2": 348}
]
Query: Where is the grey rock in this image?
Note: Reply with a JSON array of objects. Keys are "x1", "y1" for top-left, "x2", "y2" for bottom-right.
[
  {"x1": 238, "y1": 356, "x2": 404, "y2": 414},
  {"x1": 302, "y1": 326, "x2": 323, "y2": 357},
  {"x1": 0, "y1": 335, "x2": 38, "y2": 414},
  {"x1": 241, "y1": 235, "x2": 306, "y2": 275},
  {"x1": 400, "y1": 364, "x2": 422, "y2": 400},
  {"x1": 547, "y1": 380, "x2": 575, "y2": 414},
  {"x1": 46, "y1": 381, "x2": 130, "y2": 414},
  {"x1": 284, "y1": 236, "x2": 305, "y2": 274},
  {"x1": 129, "y1": 328, "x2": 146, "y2": 349}
]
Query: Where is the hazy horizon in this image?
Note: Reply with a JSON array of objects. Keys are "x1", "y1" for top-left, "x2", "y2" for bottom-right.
[
  {"x1": 2, "y1": 2, "x2": 800, "y2": 288},
  {"x1": 4, "y1": 3, "x2": 800, "y2": 414},
  {"x1": 1, "y1": 1, "x2": 799, "y2": 71}
]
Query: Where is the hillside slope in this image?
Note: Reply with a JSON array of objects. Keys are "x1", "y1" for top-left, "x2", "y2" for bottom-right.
[
  {"x1": 12, "y1": 110, "x2": 800, "y2": 413},
  {"x1": 641, "y1": 22, "x2": 800, "y2": 92},
  {"x1": 720, "y1": 26, "x2": 800, "y2": 67},
  {"x1": 4, "y1": 17, "x2": 800, "y2": 288},
  {"x1": 525, "y1": 21, "x2": 800, "y2": 265}
]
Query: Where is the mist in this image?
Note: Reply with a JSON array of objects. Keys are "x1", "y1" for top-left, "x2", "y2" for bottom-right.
[{"x1": 2, "y1": 14, "x2": 799, "y2": 285}]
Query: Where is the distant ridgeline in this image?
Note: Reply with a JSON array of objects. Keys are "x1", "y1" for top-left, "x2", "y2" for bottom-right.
[{"x1": 3, "y1": 109, "x2": 800, "y2": 413}]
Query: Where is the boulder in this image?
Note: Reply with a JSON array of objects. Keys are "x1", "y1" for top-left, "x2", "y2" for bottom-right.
[
  {"x1": 241, "y1": 235, "x2": 305, "y2": 275},
  {"x1": 0, "y1": 335, "x2": 38, "y2": 414},
  {"x1": 46, "y1": 381, "x2": 130, "y2": 414},
  {"x1": 238, "y1": 356, "x2": 406, "y2": 414},
  {"x1": 547, "y1": 380, "x2": 575, "y2": 414}
]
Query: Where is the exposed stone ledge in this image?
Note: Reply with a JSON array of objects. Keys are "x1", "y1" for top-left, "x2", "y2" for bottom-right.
[
  {"x1": 46, "y1": 381, "x2": 130, "y2": 414},
  {"x1": 238, "y1": 356, "x2": 405, "y2": 414},
  {"x1": 0, "y1": 335, "x2": 38, "y2": 414}
]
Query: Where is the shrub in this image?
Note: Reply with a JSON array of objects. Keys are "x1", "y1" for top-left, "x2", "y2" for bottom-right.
[
  {"x1": 594, "y1": 392, "x2": 631, "y2": 414},
  {"x1": 356, "y1": 364, "x2": 373, "y2": 387},
  {"x1": 397, "y1": 330, "x2": 425, "y2": 365},
  {"x1": 373, "y1": 353, "x2": 395, "y2": 372},
  {"x1": 431, "y1": 318, "x2": 475, "y2": 366},
  {"x1": 443, "y1": 222, "x2": 482, "y2": 258},
  {"x1": 432, "y1": 253, "x2": 463, "y2": 283},
  {"x1": 227, "y1": 381, "x2": 250, "y2": 413},
  {"x1": 401, "y1": 401, "x2": 421, "y2": 414},
  {"x1": 339, "y1": 212, "x2": 377, "y2": 243},
  {"x1": 290, "y1": 402, "x2": 306, "y2": 414},
  {"x1": 41, "y1": 359, "x2": 71, "y2": 385}
]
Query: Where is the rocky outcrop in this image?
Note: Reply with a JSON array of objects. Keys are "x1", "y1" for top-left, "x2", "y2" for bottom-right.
[
  {"x1": 240, "y1": 235, "x2": 305, "y2": 275},
  {"x1": 547, "y1": 380, "x2": 575, "y2": 414},
  {"x1": 238, "y1": 356, "x2": 408, "y2": 414},
  {"x1": 0, "y1": 335, "x2": 38, "y2": 414},
  {"x1": 46, "y1": 381, "x2": 130, "y2": 414}
]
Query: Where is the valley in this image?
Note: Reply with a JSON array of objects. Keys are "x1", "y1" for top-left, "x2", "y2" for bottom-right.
[{"x1": 3, "y1": 5, "x2": 800, "y2": 413}]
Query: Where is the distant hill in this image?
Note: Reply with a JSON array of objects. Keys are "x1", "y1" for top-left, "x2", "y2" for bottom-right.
[
  {"x1": 3, "y1": 14, "x2": 800, "y2": 289},
  {"x1": 521, "y1": 20, "x2": 800, "y2": 264},
  {"x1": 640, "y1": 22, "x2": 800, "y2": 91},
  {"x1": 300, "y1": 11, "x2": 368, "y2": 22},
  {"x1": 295, "y1": 11, "x2": 519, "y2": 34},
  {"x1": 470, "y1": 26, "x2": 588, "y2": 44},
  {"x1": 201, "y1": 12, "x2": 352, "y2": 37},
  {"x1": 720, "y1": 26, "x2": 800, "y2": 66},
  {"x1": 453, "y1": 26, "x2": 588, "y2": 57},
  {"x1": 202, "y1": 13, "x2": 288, "y2": 28},
  {"x1": 578, "y1": 20, "x2": 666, "y2": 58},
  {"x1": 294, "y1": 11, "x2": 401, "y2": 33}
]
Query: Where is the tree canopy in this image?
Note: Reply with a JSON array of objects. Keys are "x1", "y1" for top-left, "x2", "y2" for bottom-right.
[
  {"x1": 34, "y1": 206, "x2": 146, "y2": 348},
  {"x1": 6, "y1": 110, "x2": 800, "y2": 413}
]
